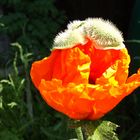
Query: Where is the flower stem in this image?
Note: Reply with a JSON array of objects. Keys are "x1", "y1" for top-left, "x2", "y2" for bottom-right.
[{"x1": 75, "y1": 127, "x2": 84, "y2": 140}]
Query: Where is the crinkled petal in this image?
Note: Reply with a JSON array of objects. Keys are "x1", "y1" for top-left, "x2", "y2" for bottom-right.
[
  {"x1": 39, "y1": 79, "x2": 94, "y2": 120},
  {"x1": 78, "y1": 38, "x2": 123, "y2": 83},
  {"x1": 96, "y1": 48, "x2": 130, "y2": 85},
  {"x1": 30, "y1": 50, "x2": 59, "y2": 88},
  {"x1": 127, "y1": 69, "x2": 140, "y2": 84},
  {"x1": 122, "y1": 68, "x2": 140, "y2": 96},
  {"x1": 38, "y1": 76, "x2": 140, "y2": 120},
  {"x1": 30, "y1": 46, "x2": 91, "y2": 88},
  {"x1": 114, "y1": 48, "x2": 130, "y2": 84}
]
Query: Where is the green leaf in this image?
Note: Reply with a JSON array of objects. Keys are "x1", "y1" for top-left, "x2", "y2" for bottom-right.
[
  {"x1": 18, "y1": 79, "x2": 25, "y2": 92},
  {"x1": 126, "y1": 40, "x2": 140, "y2": 44},
  {"x1": 83, "y1": 120, "x2": 119, "y2": 140},
  {"x1": 0, "y1": 96, "x2": 3, "y2": 109},
  {"x1": 7, "y1": 102, "x2": 17, "y2": 108},
  {"x1": 0, "y1": 23, "x2": 5, "y2": 27},
  {"x1": 11, "y1": 42, "x2": 25, "y2": 63},
  {"x1": 0, "y1": 83, "x2": 3, "y2": 93},
  {"x1": 0, "y1": 79, "x2": 11, "y2": 85},
  {"x1": 13, "y1": 52, "x2": 18, "y2": 76}
]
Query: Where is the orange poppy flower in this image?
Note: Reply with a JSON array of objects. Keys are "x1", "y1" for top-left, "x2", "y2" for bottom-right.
[{"x1": 30, "y1": 20, "x2": 140, "y2": 120}]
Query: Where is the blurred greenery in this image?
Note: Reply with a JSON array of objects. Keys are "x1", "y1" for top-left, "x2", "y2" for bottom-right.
[
  {"x1": 0, "y1": 0, "x2": 75, "y2": 140},
  {"x1": 0, "y1": 0, "x2": 140, "y2": 140},
  {"x1": 108, "y1": 1, "x2": 140, "y2": 137},
  {"x1": 0, "y1": 0, "x2": 66, "y2": 63}
]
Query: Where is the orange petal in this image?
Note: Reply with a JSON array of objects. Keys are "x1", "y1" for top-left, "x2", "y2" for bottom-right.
[
  {"x1": 38, "y1": 77, "x2": 140, "y2": 120},
  {"x1": 89, "y1": 43, "x2": 121, "y2": 83},
  {"x1": 30, "y1": 47, "x2": 91, "y2": 88},
  {"x1": 78, "y1": 37, "x2": 124, "y2": 83},
  {"x1": 52, "y1": 47, "x2": 91, "y2": 85},
  {"x1": 30, "y1": 50, "x2": 60, "y2": 88},
  {"x1": 127, "y1": 68, "x2": 140, "y2": 84},
  {"x1": 96, "y1": 48, "x2": 130, "y2": 85},
  {"x1": 39, "y1": 79, "x2": 94, "y2": 120},
  {"x1": 121, "y1": 68, "x2": 140, "y2": 96},
  {"x1": 114, "y1": 48, "x2": 130, "y2": 84}
]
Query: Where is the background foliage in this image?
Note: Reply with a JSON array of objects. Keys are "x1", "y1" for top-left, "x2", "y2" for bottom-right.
[
  {"x1": 0, "y1": 0, "x2": 73, "y2": 140},
  {"x1": 0, "y1": 0, "x2": 140, "y2": 140},
  {"x1": 0, "y1": 0, "x2": 65, "y2": 62}
]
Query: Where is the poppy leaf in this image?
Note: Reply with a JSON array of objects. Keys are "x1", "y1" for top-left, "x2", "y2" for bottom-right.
[{"x1": 83, "y1": 120, "x2": 119, "y2": 140}]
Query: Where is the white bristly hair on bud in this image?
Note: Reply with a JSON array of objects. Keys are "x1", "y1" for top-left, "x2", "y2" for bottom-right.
[
  {"x1": 84, "y1": 18, "x2": 124, "y2": 49},
  {"x1": 67, "y1": 20, "x2": 85, "y2": 30},
  {"x1": 53, "y1": 28, "x2": 86, "y2": 49},
  {"x1": 53, "y1": 18, "x2": 125, "y2": 50}
]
